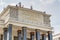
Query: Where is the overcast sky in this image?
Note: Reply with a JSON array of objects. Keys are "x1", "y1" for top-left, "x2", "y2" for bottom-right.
[{"x1": 0, "y1": 0, "x2": 60, "y2": 34}]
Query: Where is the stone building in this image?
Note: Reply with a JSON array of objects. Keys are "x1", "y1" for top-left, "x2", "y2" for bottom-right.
[
  {"x1": 53, "y1": 33, "x2": 60, "y2": 40},
  {"x1": 0, "y1": 3, "x2": 53, "y2": 40}
]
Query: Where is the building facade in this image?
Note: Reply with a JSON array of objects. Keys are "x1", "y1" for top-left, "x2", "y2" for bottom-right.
[
  {"x1": 53, "y1": 33, "x2": 60, "y2": 40},
  {"x1": 0, "y1": 4, "x2": 53, "y2": 40}
]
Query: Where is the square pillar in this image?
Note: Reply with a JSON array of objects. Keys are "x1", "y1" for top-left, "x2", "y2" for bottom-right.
[
  {"x1": 30, "y1": 32, "x2": 34, "y2": 40},
  {"x1": 3, "y1": 28, "x2": 8, "y2": 40},
  {"x1": 7, "y1": 24, "x2": 12, "y2": 40},
  {"x1": 17, "y1": 30, "x2": 22, "y2": 40},
  {"x1": 35, "y1": 29, "x2": 40, "y2": 40},
  {"x1": 42, "y1": 34, "x2": 46, "y2": 40},
  {"x1": 22, "y1": 27, "x2": 27, "y2": 40},
  {"x1": 48, "y1": 31, "x2": 52, "y2": 40}
]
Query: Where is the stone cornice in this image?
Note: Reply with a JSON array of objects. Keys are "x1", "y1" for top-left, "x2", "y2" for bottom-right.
[
  {"x1": 0, "y1": 5, "x2": 10, "y2": 17},
  {"x1": 4, "y1": 19, "x2": 53, "y2": 32},
  {"x1": 0, "y1": 5, "x2": 51, "y2": 18}
]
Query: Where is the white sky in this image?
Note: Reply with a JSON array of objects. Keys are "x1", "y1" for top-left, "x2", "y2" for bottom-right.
[{"x1": 0, "y1": 0, "x2": 60, "y2": 34}]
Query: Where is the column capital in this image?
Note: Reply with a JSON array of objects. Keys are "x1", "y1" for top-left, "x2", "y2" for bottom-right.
[
  {"x1": 17, "y1": 30, "x2": 21, "y2": 34},
  {"x1": 35, "y1": 29, "x2": 40, "y2": 32},
  {"x1": 47, "y1": 31, "x2": 52, "y2": 33},
  {"x1": 30, "y1": 32, "x2": 34, "y2": 35},
  {"x1": 41, "y1": 34, "x2": 46, "y2": 35},
  {"x1": 3, "y1": 28, "x2": 8, "y2": 32},
  {"x1": 22, "y1": 27, "x2": 27, "y2": 29},
  {"x1": 9, "y1": 24, "x2": 12, "y2": 25},
  {"x1": 8, "y1": 24, "x2": 12, "y2": 25}
]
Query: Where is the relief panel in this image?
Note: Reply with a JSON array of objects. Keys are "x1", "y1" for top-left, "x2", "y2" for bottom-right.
[
  {"x1": 10, "y1": 8, "x2": 18, "y2": 21},
  {"x1": 18, "y1": 10, "x2": 43, "y2": 26}
]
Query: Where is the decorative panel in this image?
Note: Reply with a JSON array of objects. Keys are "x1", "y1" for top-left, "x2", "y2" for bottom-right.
[
  {"x1": 18, "y1": 10, "x2": 43, "y2": 26},
  {"x1": 10, "y1": 8, "x2": 18, "y2": 20}
]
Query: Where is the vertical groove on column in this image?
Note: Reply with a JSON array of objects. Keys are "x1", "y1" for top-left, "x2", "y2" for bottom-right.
[
  {"x1": 22, "y1": 27, "x2": 27, "y2": 40},
  {"x1": 48, "y1": 31, "x2": 52, "y2": 40},
  {"x1": 17, "y1": 30, "x2": 22, "y2": 40},
  {"x1": 7, "y1": 24, "x2": 12, "y2": 40},
  {"x1": 36, "y1": 29, "x2": 40, "y2": 40},
  {"x1": 30, "y1": 32, "x2": 34, "y2": 40},
  {"x1": 3, "y1": 28, "x2": 8, "y2": 40},
  {"x1": 42, "y1": 34, "x2": 46, "y2": 40}
]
